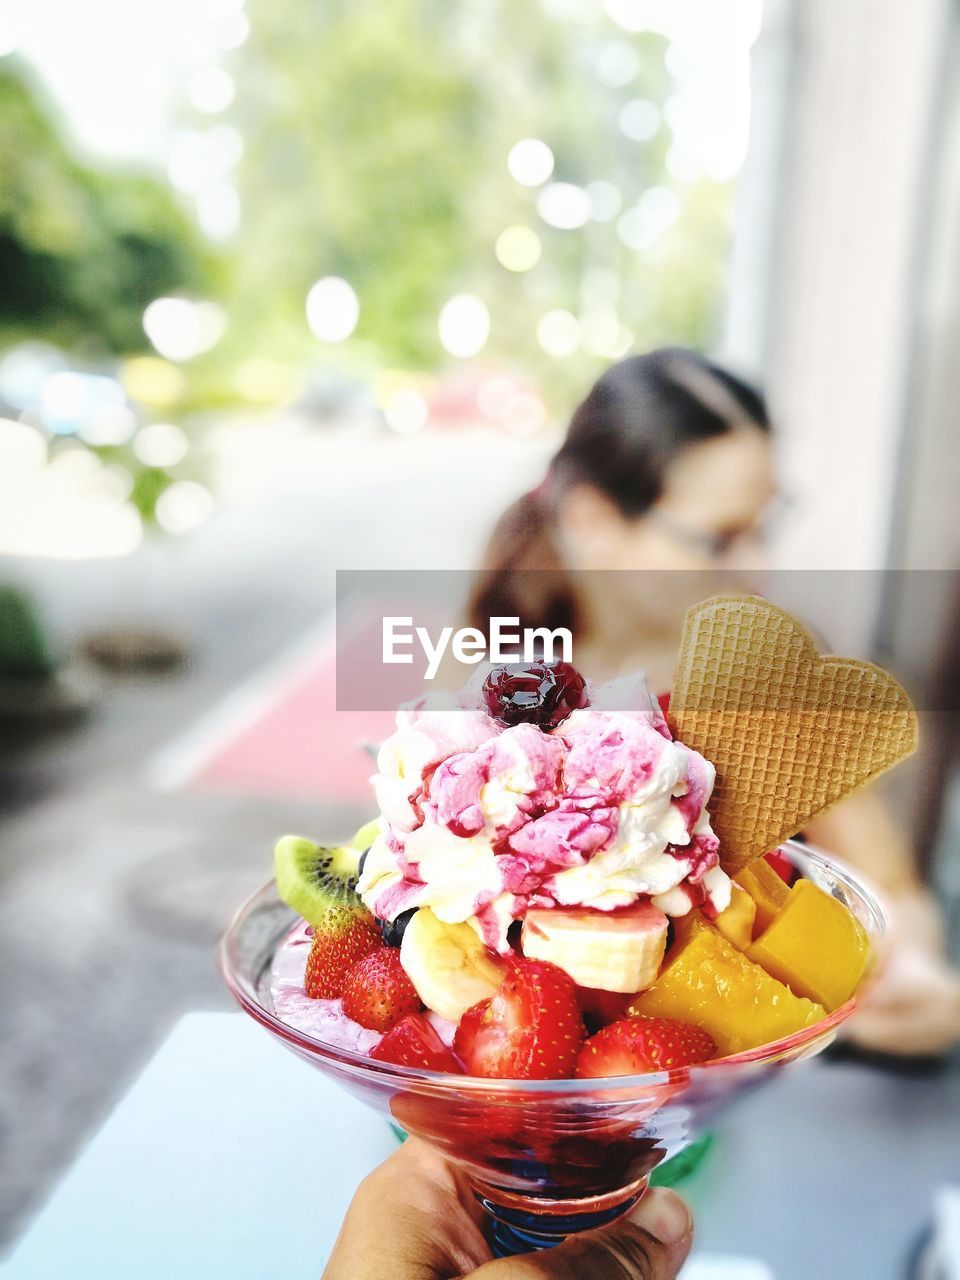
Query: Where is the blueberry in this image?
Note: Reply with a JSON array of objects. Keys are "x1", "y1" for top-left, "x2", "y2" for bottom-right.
[
  {"x1": 379, "y1": 908, "x2": 416, "y2": 947},
  {"x1": 357, "y1": 846, "x2": 372, "y2": 879}
]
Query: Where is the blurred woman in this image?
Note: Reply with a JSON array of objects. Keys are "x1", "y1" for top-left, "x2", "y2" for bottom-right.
[{"x1": 469, "y1": 348, "x2": 960, "y2": 1057}]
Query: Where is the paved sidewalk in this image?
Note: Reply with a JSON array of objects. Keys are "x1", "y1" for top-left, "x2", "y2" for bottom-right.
[{"x1": 0, "y1": 429, "x2": 545, "y2": 1248}]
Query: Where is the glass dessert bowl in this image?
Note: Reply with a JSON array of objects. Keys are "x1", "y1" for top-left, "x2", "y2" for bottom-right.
[{"x1": 219, "y1": 839, "x2": 885, "y2": 1256}]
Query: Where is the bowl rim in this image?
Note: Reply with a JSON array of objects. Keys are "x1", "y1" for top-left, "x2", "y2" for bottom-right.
[{"x1": 218, "y1": 839, "x2": 886, "y2": 1095}]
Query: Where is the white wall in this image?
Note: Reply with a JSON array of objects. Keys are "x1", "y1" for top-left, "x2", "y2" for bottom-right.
[
  {"x1": 723, "y1": 0, "x2": 949, "y2": 652},
  {"x1": 766, "y1": 0, "x2": 947, "y2": 575}
]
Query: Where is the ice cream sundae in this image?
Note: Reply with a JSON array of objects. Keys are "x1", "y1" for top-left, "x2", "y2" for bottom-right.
[{"x1": 265, "y1": 595, "x2": 917, "y2": 1079}]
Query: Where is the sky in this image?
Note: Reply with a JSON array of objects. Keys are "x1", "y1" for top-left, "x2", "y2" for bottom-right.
[
  {"x1": 3, "y1": 0, "x2": 245, "y2": 164},
  {"x1": 4, "y1": 0, "x2": 760, "y2": 169}
]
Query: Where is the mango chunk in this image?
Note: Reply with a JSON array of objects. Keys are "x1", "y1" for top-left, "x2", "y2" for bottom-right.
[
  {"x1": 713, "y1": 883, "x2": 757, "y2": 950},
  {"x1": 747, "y1": 878, "x2": 870, "y2": 1012},
  {"x1": 735, "y1": 858, "x2": 790, "y2": 935},
  {"x1": 628, "y1": 917, "x2": 825, "y2": 1056}
]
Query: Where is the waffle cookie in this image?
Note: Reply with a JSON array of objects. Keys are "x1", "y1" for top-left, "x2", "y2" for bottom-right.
[{"x1": 668, "y1": 595, "x2": 919, "y2": 875}]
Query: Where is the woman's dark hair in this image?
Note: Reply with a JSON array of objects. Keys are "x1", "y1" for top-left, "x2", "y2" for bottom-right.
[{"x1": 468, "y1": 347, "x2": 770, "y2": 636}]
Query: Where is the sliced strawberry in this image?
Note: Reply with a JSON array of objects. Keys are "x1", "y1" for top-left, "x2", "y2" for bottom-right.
[
  {"x1": 576, "y1": 1016, "x2": 716, "y2": 1079},
  {"x1": 304, "y1": 907, "x2": 382, "y2": 999},
  {"x1": 371, "y1": 1014, "x2": 463, "y2": 1073},
  {"x1": 453, "y1": 998, "x2": 490, "y2": 1065},
  {"x1": 342, "y1": 947, "x2": 422, "y2": 1032},
  {"x1": 457, "y1": 959, "x2": 584, "y2": 1080}
]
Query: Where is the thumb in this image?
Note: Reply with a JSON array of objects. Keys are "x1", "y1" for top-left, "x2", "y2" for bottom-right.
[{"x1": 469, "y1": 1187, "x2": 693, "y2": 1279}]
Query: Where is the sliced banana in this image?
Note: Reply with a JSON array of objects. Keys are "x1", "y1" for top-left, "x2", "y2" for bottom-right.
[
  {"x1": 521, "y1": 903, "x2": 668, "y2": 993},
  {"x1": 400, "y1": 907, "x2": 506, "y2": 1022}
]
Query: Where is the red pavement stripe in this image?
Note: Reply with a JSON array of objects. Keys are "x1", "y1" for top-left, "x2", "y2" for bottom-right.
[
  {"x1": 193, "y1": 646, "x2": 393, "y2": 801},
  {"x1": 148, "y1": 611, "x2": 394, "y2": 803}
]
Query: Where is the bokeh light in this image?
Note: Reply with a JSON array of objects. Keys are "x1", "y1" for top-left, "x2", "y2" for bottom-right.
[
  {"x1": 0, "y1": 436, "x2": 144, "y2": 559},
  {"x1": 537, "y1": 310, "x2": 581, "y2": 358},
  {"x1": 495, "y1": 226, "x2": 542, "y2": 273},
  {"x1": 38, "y1": 371, "x2": 129, "y2": 438},
  {"x1": 617, "y1": 186, "x2": 681, "y2": 250},
  {"x1": 143, "y1": 298, "x2": 227, "y2": 361},
  {"x1": 78, "y1": 403, "x2": 138, "y2": 447},
  {"x1": 133, "y1": 423, "x2": 190, "y2": 468},
  {"x1": 507, "y1": 138, "x2": 555, "y2": 187},
  {"x1": 0, "y1": 344, "x2": 66, "y2": 410},
  {"x1": 306, "y1": 277, "x2": 360, "y2": 344},
  {"x1": 502, "y1": 392, "x2": 547, "y2": 436},
  {"x1": 190, "y1": 68, "x2": 236, "y2": 114},
  {"x1": 384, "y1": 388, "x2": 429, "y2": 434},
  {"x1": 196, "y1": 182, "x2": 241, "y2": 241},
  {"x1": 438, "y1": 294, "x2": 490, "y2": 358},
  {"x1": 232, "y1": 359, "x2": 304, "y2": 403},
  {"x1": 586, "y1": 180, "x2": 623, "y2": 223},
  {"x1": 596, "y1": 40, "x2": 640, "y2": 86},
  {"x1": 537, "y1": 183, "x2": 592, "y2": 230},
  {"x1": 477, "y1": 375, "x2": 519, "y2": 419},
  {"x1": 0, "y1": 419, "x2": 47, "y2": 470},
  {"x1": 120, "y1": 357, "x2": 186, "y2": 408},
  {"x1": 580, "y1": 307, "x2": 621, "y2": 355},
  {"x1": 619, "y1": 99, "x2": 660, "y2": 142},
  {"x1": 155, "y1": 480, "x2": 215, "y2": 534},
  {"x1": 216, "y1": 11, "x2": 251, "y2": 50},
  {"x1": 97, "y1": 465, "x2": 135, "y2": 502}
]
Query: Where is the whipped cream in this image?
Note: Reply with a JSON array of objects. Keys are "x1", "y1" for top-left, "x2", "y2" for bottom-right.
[{"x1": 358, "y1": 672, "x2": 730, "y2": 951}]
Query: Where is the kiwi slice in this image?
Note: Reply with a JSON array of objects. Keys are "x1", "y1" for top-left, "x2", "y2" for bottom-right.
[
  {"x1": 274, "y1": 835, "x2": 363, "y2": 924},
  {"x1": 351, "y1": 817, "x2": 381, "y2": 852}
]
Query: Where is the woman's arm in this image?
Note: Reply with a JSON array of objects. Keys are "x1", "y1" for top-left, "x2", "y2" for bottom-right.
[
  {"x1": 806, "y1": 787, "x2": 934, "y2": 898},
  {"x1": 805, "y1": 789, "x2": 960, "y2": 1055}
]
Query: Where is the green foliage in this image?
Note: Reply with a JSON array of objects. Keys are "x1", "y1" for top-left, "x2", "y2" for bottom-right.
[
  {"x1": 0, "y1": 586, "x2": 56, "y2": 678},
  {"x1": 0, "y1": 4, "x2": 735, "y2": 420},
  {"x1": 225, "y1": 0, "x2": 485, "y2": 366},
  {"x1": 222, "y1": 0, "x2": 734, "y2": 406},
  {"x1": 0, "y1": 65, "x2": 208, "y2": 354}
]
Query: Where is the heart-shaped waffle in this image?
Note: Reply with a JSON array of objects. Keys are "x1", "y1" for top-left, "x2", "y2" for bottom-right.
[{"x1": 668, "y1": 596, "x2": 919, "y2": 875}]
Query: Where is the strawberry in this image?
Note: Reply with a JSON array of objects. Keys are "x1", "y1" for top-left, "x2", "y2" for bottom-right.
[
  {"x1": 371, "y1": 1013, "x2": 463, "y2": 1072},
  {"x1": 576, "y1": 1016, "x2": 716, "y2": 1079},
  {"x1": 578, "y1": 987, "x2": 634, "y2": 1033},
  {"x1": 304, "y1": 907, "x2": 382, "y2": 999},
  {"x1": 456, "y1": 959, "x2": 584, "y2": 1080},
  {"x1": 764, "y1": 849, "x2": 796, "y2": 886},
  {"x1": 342, "y1": 947, "x2": 422, "y2": 1032},
  {"x1": 453, "y1": 998, "x2": 490, "y2": 1064}
]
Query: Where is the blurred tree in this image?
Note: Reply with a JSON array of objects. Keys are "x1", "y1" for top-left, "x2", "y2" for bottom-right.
[
  {"x1": 0, "y1": 66, "x2": 207, "y2": 354},
  {"x1": 222, "y1": 0, "x2": 734, "y2": 404},
  {"x1": 223, "y1": 0, "x2": 485, "y2": 367}
]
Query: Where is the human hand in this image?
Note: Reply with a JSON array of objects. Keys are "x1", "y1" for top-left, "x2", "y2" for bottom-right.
[
  {"x1": 323, "y1": 1137, "x2": 693, "y2": 1279},
  {"x1": 841, "y1": 881, "x2": 960, "y2": 1057},
  {"x1": 846, "y1": 939, "x2": 960, "y2": 1057}
]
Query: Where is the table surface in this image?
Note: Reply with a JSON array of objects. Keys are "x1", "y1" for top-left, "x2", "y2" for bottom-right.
[{"x1": 3, "y1": 1013, "x2": 959, "y2": 1280}]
